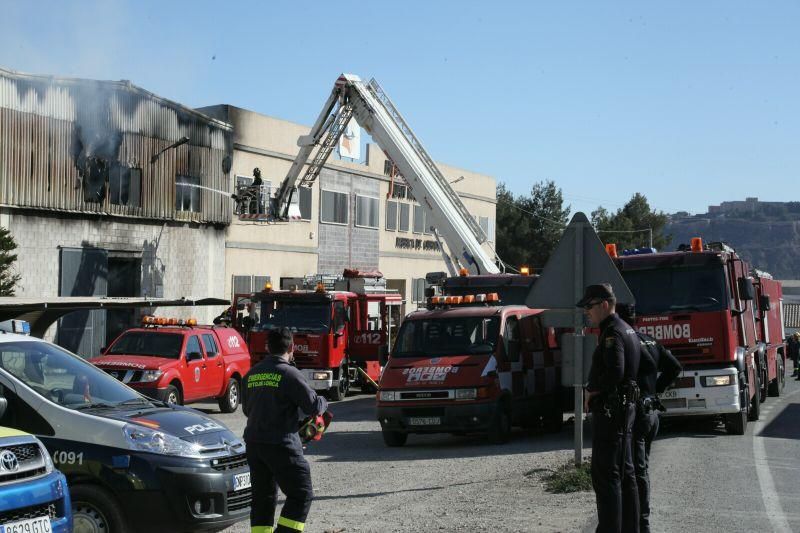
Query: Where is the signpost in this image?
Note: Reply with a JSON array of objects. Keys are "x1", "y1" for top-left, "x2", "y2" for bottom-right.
[{"x1": 527, "y1": 212, "x2": 634, "y2": 465}]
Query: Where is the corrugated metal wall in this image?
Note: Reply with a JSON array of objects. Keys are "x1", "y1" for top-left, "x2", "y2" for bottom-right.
[{"x1": 0, "y1": 68, "x2": 232, "y2": 224}]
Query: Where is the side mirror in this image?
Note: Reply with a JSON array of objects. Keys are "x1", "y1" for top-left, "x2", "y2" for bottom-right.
[
  {"x1": 759, "y1": 295, "x2": 771, "y2": 312},
  {"x1": 99, "y1": 346, "x2": 107, "y2": 355},
  {"x1": 186, "y1": 351, "x2": 203, "y2": 362},
  {"x1": 738, "y1": 277, "x2": 755, "y2": 301},
  {"x1": 0, "y1": 396, "x2": 7, "y2": 420}
]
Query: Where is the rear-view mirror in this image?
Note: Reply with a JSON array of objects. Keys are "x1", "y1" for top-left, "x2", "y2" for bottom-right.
[
  {"x1": 759, "y1": 295, "x2": 771, "y2": 312},
  {"x1": 186, "y1": 351, "x2": 203, "y2": 362},
  {"x1": 737, "y1": 277, "x2": 755, "y2": 301}
]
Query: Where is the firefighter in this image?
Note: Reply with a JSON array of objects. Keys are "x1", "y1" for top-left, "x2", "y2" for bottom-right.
[
  {"x1": 252, "y1": 167, "x2": 265, "y2": 214},
  {"x1": 619, "y1": 304, "x2": 682, "y2": 533},
  {"x1": 242, "y1": 327, "x2": 328, "y2": 533},
  {"x1": 788, "y1": 331, "x2": 800, "y2": 378},
  {"x1": 579, "y1": 283, "x2": 641, "y2": 533}
]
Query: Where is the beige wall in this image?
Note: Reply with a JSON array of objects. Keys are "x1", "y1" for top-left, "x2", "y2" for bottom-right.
[{"x1": 213, "y1": 105, "x2": 497, "y2": 306}]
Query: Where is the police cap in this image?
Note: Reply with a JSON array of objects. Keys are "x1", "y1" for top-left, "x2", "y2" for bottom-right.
[{"x1": 576, "y1": 283, "x2": 615, "y2": 308}]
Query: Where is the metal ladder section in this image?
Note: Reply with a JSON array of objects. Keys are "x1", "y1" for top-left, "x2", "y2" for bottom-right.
[
  {"x1": 299, "y1": 102, "x2": 355, "y2": 187},
  {"x1": 365, "y1": 78, "x2": 486, "y2": 244}
]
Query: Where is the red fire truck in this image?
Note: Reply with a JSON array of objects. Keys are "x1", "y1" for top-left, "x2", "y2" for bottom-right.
[
  {"x1": 611, "y1": 239, "x2": 786, "y2": 434},
  {"x1": 376, "y1": 273, "x2": 566, "y2": 446},
  {"x1": 233, "y1": 271, "x2": 403, "y2": 400}
]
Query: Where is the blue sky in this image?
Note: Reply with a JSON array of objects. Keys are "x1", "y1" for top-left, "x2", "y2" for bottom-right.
[{"x1": 2, "y1": 1, "x2": 797, "y2": 215}]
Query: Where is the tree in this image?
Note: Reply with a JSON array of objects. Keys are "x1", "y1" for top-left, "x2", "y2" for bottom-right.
[
  {"x1": 592, "y1": 193, "x2": 671, "y2": 251},
  {"x1": 0, "y1": 226, "x2": 21, "y2": 296},
  {"x1": 495, "y1": 181, "x2": 570, "y2": 270}
]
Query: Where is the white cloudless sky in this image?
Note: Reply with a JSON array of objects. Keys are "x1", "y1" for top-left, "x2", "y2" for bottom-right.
[{"x1": 2, "y1": 1, "x2": 797, "y2": 215}]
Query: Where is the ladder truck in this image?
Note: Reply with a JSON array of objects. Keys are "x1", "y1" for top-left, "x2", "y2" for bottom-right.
[{"x1": 271, "y1": 74, "x2": 500, "y2": 276}]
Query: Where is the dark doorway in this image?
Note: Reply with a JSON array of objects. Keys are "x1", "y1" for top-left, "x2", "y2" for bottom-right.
[
  {"x1": 106, "y1": 257, "x2": 142, "y2": 346},
  {"x1": 57, "y1": 247, "x2": 108, "y2": 358}
]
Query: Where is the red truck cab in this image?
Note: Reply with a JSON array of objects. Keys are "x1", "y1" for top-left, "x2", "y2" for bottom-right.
[
  {"x1": 235, "y1": 272, "x2": 402, "y2": 401},
  {"x1": 376, "y1": 277, "x2": 564, "y2": 446},
  {"x1": 92, "y1": 316, "x2": 251, "y2": 413}
]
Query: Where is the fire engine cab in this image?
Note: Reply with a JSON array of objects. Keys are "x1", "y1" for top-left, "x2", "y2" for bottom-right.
[
  {"x1": 376, "y1": 273, "x2": 565, "y2": 446},
  {"x1": 92, "y1": 316, "x2": 251, "y2": 413},
  {"x1": 234, "y1": 271, "x2": 402, "y2": 400},
  {"x1": 611, "y1": 239, "x2": 786, "y2": 434}
]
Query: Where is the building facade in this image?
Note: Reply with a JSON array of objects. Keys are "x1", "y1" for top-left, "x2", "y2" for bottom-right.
[
  {"x1": 0, "y1": 67, "x2": 233, "y2": 355},
  {"x1": 198, "y1": 105, "x2": 497, "y2": 312}
]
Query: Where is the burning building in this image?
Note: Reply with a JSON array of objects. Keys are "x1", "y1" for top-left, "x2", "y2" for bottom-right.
[{"x1": 0, "y1": 66, "x2": 234, "y2": 355}]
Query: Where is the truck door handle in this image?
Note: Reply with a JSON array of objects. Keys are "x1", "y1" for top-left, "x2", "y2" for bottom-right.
[
  {"x1": 201, "y1": 364, "x2": 207, "y2": 369},
  {"x1": 216, "y1": 362, "x2": 223, "y2": 367}
]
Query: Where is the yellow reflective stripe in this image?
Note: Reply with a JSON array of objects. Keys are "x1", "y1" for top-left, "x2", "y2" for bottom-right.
[
  {"x1": 277, "y1": 516, "x2": 305, "y2": 531},
  {"x1": 251, "y1": 527, "x2": 274, "y2": 533},
  {"x1": 0, "y1": 426, "x2": 29, "y2": 438}
]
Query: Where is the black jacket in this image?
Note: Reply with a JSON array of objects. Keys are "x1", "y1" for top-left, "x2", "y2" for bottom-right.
[
  {"x1": 242, "y1": 356, "x2": 327, "y2": 448},
  {"x1": 587, "y1": 313, "x2": 641, "y2": 398},
  {"x1": 636, "y1": 332, "x2": 683, "y2": 396}
]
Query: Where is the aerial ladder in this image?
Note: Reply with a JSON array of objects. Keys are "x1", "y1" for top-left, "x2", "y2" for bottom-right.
[{"x1": 272, "y1": 74, "x2": 500, "y2": 276}]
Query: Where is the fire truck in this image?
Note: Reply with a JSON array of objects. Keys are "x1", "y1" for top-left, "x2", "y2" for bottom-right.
[
  {"x1": 610, "y1": 239, "x2": 786, "y2": 435},
  {"x1": 234, "y1": 271, "x2": 402, "y2": 400},
  {"x1": 376, "y1": 272, "x2": 566, "y2": 446}
]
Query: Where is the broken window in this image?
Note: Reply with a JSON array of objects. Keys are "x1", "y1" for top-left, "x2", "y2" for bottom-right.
[
  {"x1": 109, "y1": 165, "x2": 141, "y2": 207},
  {"x1": 176, "y1": 175, "x2": 201, "y2": 212},
  {"x1": 82, "y1": 158, "x2": 108, "y2": 203}
]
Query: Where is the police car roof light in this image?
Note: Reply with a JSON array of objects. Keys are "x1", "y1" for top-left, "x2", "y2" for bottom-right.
[{"x1": 0, "y1": 319, "x2": 30, "y2": 335}]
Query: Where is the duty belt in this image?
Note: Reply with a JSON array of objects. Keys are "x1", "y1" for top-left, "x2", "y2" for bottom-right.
[{"x1": 638, "y1": 395, "x2": 666, "y2": 414}]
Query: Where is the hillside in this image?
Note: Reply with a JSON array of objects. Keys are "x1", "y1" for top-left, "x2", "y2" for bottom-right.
[{"x1": 666, "y1": 217, "x2": 800, "y2": 279}]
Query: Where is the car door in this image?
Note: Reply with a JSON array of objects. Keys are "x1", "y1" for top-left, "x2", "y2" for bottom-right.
[
  {"x1": 201, "y1": 333, "x2": 225, "y2": 398},
  {"x1": 182, "y1": 335, "x2": 207, "y2": 401}
]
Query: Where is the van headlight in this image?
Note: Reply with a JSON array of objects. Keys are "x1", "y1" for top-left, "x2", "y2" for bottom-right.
[
  {"x1": 123, "y1": 423, "x2": 204, "y2": 458},
  {"x1": 379, "y1": 391, "x2": 396, "y2": 401},
  {"x1": 139, "y1": 370, "x2": 163, "y2": 382},
  {"x1": 455, "y1": 388, "x2": 477, "y2": 400}
]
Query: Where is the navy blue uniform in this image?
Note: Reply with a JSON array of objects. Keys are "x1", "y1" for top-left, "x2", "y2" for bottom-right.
[
  {"x1": 587, "y1": 313, "x2": 642, "y2": 533},
  {"x1": 242, "y1": 356, "x2": 327, "y2": 533},
  {"x1": 633, "y1": 332, "x2": 681, "y2": 533}
]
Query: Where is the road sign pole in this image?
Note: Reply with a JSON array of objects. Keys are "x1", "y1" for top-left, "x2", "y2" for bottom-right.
[{"x1": 574, "y1": 218, "x2": 584, "y2": 466}]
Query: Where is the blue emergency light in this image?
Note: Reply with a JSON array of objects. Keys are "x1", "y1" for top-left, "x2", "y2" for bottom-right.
[{"x1": 621, "y1": 247, "x2": 657, "y2": 256}]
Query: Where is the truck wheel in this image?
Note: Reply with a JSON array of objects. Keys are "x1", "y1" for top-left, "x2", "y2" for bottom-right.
[
  {"x1": 768, "y1": 357, "x2": 784, "y2": 397},
  {"x1": 164, "y1": 385, "x2": 182, "y2": 405},
  {"x1": 382, "y1": 429, "x2": 408, "y2": 447},
  {"x1": 487, "y1": 404, "x2": 511, "y2": 444},
  {"x1": 328, "y1": 364, "x2": 349, "y2": 401},
  {"x1": 748, "y1": 372, "x2": 761, "y2": 422},
  {"x1": 72, "y1": 484, "x2": 127, "y2": 533},
  {"x1": 543, "y1": 406, "x2": 564, "y2": 434},
  {"x1": 726, "y1": 374, "x2": 749, "y2": 435},
  {"x1": 218, "y1": 378, "x2": 240, "y2": 413}
]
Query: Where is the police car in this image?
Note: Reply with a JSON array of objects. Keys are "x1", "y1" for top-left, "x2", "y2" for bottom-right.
[{"x1": 0, "y1": 322, "x2": 251, "y2": 532}]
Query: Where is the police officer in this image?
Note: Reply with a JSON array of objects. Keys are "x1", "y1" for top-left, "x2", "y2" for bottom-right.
[
  {"x1": 579, "y1": 283, "x2": 641, "y2": 533},
  {"x1": 242, "y1": 327, "x2": 328, "y2": 533},
  {"x1": 619, "y1": 304, "x2": 682, "y2": 533}
]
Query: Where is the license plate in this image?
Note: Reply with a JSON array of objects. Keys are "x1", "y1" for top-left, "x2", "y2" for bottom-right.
[
  {"x1": 660, "y1": 389, "x2": 679, "y2": 399},
  {"x1": 233, "y1": 471, "x2": 251, "y2": 491},
  {"x1": 0, "y1": 516, "x2": 52, "y2": 533},
  {"x1": 408, "y1": 417, "x2": 441, "y2": 426}
]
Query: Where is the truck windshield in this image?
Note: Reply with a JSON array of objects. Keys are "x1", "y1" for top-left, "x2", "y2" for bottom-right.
[
  {"x1": 393, "y1": 317, "x2": 500, "y2": 358},
  {"x1": 621, "y1": 266, "x2": 728, "y2": 315},
  {"x1": 261, "y1": 301, "x2": 331, "y2": 333},
  {"x1": 107, "y1": 332, "x2": 184, "y2": 359},
  {"x1": 0, "y1": 340, "x2": 143, "y2": 408}
]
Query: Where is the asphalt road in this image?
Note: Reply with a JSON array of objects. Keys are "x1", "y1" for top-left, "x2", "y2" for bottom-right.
[
  {"x1": 645, "y1": 364, "x2": 800, "y2": 533},
  {"x1": 196, "y1": 366, "x2": 800, "y2": 532}
]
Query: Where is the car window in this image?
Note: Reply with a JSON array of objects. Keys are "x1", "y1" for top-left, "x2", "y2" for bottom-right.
[
  {"x1": 185, "y1": 336, "x2": 203, "y2": 358},
  {"x1": 202, "y1": 334, "x2": 219, "y2": 358}
]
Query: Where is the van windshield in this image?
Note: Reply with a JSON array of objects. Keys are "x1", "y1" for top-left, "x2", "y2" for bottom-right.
[
  {"x1": 393, "y1": 317, "x2": 500, "y2": 358},
  {"x1": 260, "y1": 301, "x2": 331, "y2": 333},
  {"x1": 621, "y1": 266, "x2": 728, "y2": 315},
  {"x1": 0, "y1": 339, "x2": 143, "y2": 408},
  {"x1": 107, "y1": 332, "x2": 184, "y2": 359}
]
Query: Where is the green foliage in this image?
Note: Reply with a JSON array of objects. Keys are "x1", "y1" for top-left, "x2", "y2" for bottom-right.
[
  {"x1": 0, "y1": 226, "x2": 20, "y2": 296},
  {"x1": 542, "y1": 461, "x2": 593, "y2": 493},
  {"x1": 592, "y1": 193, "x2": 672, "y2": 251},
  {"x1": 495, "y1": 181, "x2": 570, "y2": 270}
]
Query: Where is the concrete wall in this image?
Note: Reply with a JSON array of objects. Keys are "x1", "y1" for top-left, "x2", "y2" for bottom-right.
[{"x1": 2, "y1": 209, "x2": 226, "y2": 325}]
